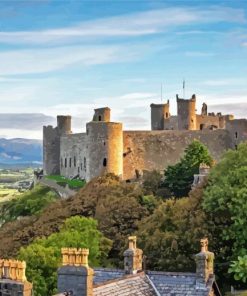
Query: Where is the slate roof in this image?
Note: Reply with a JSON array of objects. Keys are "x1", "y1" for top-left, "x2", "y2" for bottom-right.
[
  {"x1": 55, "y1": 269, "x2": 221, "y2": 296},
  {"x1": 92, "y1": 269, "x2": 221, "y2": 296},
  {"x1": 146, "y1": 271, "x2": 216, "y2": 296},
  {"x1": 93, "y1": 272, "x2": 156, "y2": 296},
  {"x1": 93, "y1": 267, "x2": 125, "y2": 285}
]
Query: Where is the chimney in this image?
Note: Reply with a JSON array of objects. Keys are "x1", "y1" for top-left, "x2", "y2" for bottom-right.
[
  {"x1": 57, "y1": 248, "x2": 94, "y2": 296},
  {"x1": 123, "y1": 236, "x2": 143, "y2": 274},
  {"x1": 0, "y1": 259, "x2": 32, "y2": 296},
  {"x1": 195, "y1": 238, "x2": 214, "y2": 287}
]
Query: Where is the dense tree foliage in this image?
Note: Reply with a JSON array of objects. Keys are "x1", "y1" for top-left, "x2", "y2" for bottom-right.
[
  {"x1": 0, "y1": 185, "x2": 58, "y2": 225},
  {"x1": 0, "y1": 174, "x2": 154, "y2": 261},
  {"x1": 203, "y1": 143, "x2": 247, "y2": 287},
  {"x1": 142, "y1": 170, "x2": 163, "y2": 195},
  {"x1": 18, "y1": 216, "x2": 112, "y2": 296},
  {"x1": 137, "y1": 182, "x2": 210, "y2": 272},
  {"x1": 162, "y1": 140, "x2": 213, "y2": 197}
]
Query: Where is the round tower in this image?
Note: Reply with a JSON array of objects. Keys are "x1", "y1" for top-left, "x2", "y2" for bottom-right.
[
  {"x1": 57, "y1": 115, "x2": 72, "y2": 135},
  {"x1": 177, "y1": 94, "x2": 196, "y2": 130},
  {"x1": 150, "y1": 101, "x2": 170, "y2": 130},
  {"x1": 93, "y1": 107, "x2": 111, "y2": 122},
  {"x1": 85, "y1": 121, "x2": 123, "y2": 181}
]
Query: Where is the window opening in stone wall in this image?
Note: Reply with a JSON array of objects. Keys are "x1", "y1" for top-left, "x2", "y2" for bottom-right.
[
  {"x1": 200, "y1": 124, "x2": 204, "y2": 130},
  {"x1": 78, "y1": 167, "x2": 80, "y2": 174},
  {"x1": 74, "y1": 156, "x2": 76, "y2": 167},
  {"x1": 99, "y1": 115, "x2": 102, "y2": 121},
  {"x1": 84, "y1": 157, "x2": 86, "y2": 169},
  {"x1": 103, "y1": 158, "x2": 107, "y2": 167},
  {"x1": 69, "y1": 158, "x2": 72, "y2": 168},
  {"x1": 235, "y1": 132, "x2": 238, "y2": 139},
  {"x1": 87, "y1": 129, "x2": 89, "y2": 135},
  {"x1": 61, "y1": 158, "x2": 63, "y2": 168},
  {"x1": 165, "y1": 112, "x2": 168, "y2": 118},
  {"x1": 65, "y1": 158, "x2": 67, "y2": 168}
]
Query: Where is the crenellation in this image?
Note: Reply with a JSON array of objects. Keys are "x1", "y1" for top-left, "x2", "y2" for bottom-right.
[
  {"x1": 43, "y1": 93, "x2": 247, "y2": 182},
  {"x1": 0, "y1": 259, "x2": 33, "y2": 296}
]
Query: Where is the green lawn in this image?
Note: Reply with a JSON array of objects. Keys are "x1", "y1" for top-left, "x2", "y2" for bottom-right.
[{"x1": 45, "y1": 175, "x2": 86, "y2": 189}]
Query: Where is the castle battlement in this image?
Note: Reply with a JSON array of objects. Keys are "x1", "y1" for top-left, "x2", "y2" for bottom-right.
[{"x1": 43, "y1": 94, "x2": 247, "y2": 181}]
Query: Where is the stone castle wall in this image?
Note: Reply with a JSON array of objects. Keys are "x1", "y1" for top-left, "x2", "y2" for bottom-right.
[
  {"x1": 43, "y1": 126, "x2": 60, "y2": 175},
  {"x1": 226, "y1": 119, "x2": 247, "y2": 146},
  {"x1": 60, "y1": 133, "x2": 87, "y2": 179},
  {"x1": 123, "y1": 129, "x2": 234, "y2": 180},
  {"x1": 196, "y1": 114, "x2": 221, "y2": 130}
]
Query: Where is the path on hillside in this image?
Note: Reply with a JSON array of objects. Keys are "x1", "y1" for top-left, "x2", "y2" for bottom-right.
[{"x1": 39, "y1": 177, "x2": 76, "y2": 199}]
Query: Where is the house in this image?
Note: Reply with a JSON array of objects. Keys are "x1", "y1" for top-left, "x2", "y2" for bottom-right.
[{"x1": 55, "y1": 236, "x2": 222, "y2": 296}]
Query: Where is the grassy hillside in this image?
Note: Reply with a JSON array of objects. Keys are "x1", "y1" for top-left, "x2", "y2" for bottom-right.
[{"x1": 0, "y1": 185, "x2": 58, "y2": 226}]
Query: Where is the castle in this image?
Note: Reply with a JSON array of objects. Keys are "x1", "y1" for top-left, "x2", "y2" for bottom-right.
[{"x1": 43, "y1": 94, "x2": 247, "y2": 181}]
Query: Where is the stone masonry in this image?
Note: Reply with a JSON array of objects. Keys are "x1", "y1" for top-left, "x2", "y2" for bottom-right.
[{"x1": 43, "y1": 94, "x2": 247, "y2": 181}]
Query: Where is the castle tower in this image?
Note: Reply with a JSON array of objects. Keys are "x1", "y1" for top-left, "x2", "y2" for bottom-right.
[
  {"x1": 85, "y1": 108, "x2": 123, "y2": 181},
  {"x1": 177, "y1": 94, "x2": 196, "y2": 130},
  {"x1": 93, "y1": 107, "x2": 111, "y2": 122},
  {"x1": 57, "y1": 115, "x2": 72, "y2": 135},
  {"x1": 150, "y1": 101, "x2": 170, "y2": 130},
  {"x1": 43, "y1": 115, "x2": 72, "y2": 176}
]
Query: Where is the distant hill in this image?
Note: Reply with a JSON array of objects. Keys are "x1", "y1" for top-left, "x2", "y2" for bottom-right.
[{"x1": 0, "y1": 138, "x2": 42, "y2": 167}]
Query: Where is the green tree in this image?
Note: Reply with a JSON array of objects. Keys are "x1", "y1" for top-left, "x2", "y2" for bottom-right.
[
  {"x1": 163, "y1": 140, "x2": 213, "y2": 197},
  {"x1": 203, "y1": 143, "x2": 247, "y2": 286},
  {"x1": 18, "y1": 216, "x2": 112, "y2": 296},
  {"x1": 137, "y1": 182, "x2": 210, "y2": 272},
  {"x1": 142, "y1": 170, "x2": 163, "y2": 195},
  {"x1": 0, "y1": 185, "x2": 57, "y2": 225}
]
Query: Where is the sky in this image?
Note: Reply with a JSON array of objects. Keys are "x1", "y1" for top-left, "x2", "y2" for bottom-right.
[{"x1": 0, "y1": 0, "x2": 246, "y2": 139}]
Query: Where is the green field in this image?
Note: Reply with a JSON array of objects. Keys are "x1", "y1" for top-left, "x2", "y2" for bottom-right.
[
  {"x1": 45, "y1": 175, "x2": 86, "y2": 189},
  {"x1": 0, "y1": 168, "x2": 34, "y2": 203}
]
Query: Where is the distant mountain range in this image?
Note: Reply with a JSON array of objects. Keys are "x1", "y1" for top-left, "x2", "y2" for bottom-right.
[{"x1": 0, "y1": 138, "x2": 42, "y2": 168}]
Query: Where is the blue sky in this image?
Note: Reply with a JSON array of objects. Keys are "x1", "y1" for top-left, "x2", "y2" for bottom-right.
[{"x1": 0, "y1": 0, "x2": 246, "y2": 139}]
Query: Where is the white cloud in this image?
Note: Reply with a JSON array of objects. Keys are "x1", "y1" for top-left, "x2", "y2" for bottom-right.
[
  {"x1": 0, "y1": 44, "x2": 145, "y2": 75},
  {"x1": 0, "y1": 6, "x2": 245, "y2": 45}
]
